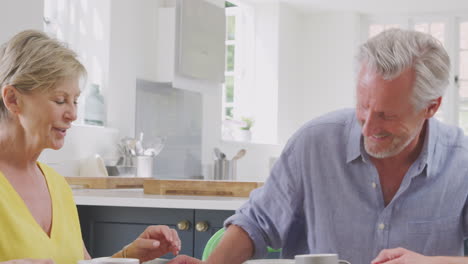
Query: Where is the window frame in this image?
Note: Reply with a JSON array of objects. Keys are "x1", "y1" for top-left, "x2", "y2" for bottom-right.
[
  {"x1": 222, "y1": 6, "x2": 241, "y2": 122},
  {"x1": 361, "y1": 13, "x2": 468, "y2": 131}
]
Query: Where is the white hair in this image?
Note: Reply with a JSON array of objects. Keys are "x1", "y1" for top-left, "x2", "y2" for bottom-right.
[{"x1": 357, "y1": 28, "x2": 450, "y2": 111}]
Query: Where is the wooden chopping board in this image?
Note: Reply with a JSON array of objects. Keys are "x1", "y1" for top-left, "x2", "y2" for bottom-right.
[
  {"x1": 65, "y1": 176, "x2": 145, "y2": 189},
  {"x1": 144, "y1": 179, "x2": 264, "y2": 197}
]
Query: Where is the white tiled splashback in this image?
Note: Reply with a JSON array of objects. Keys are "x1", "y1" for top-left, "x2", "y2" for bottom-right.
[
  {"x1": 38, "y1": 125, "x2": 120, "y2": 176},
  {"x1": 135, "y1": 79, "x2": 202, "y2": 179}
]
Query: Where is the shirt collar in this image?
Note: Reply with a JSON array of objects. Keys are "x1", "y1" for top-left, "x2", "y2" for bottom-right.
[
  {"x1": 346, "y1": 113, "x2": 363, "y2": 163},
  {"x1": 423, "y1": 118, "x2": 438, "y2": 178},
  {"x1": 346, "y1": 112, "x2": 438, "y2": 179}
]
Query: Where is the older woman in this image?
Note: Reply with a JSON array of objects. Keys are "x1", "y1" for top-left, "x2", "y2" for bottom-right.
[{"x1": 0, "y1": 30, "x2": 181, "y2": 264}]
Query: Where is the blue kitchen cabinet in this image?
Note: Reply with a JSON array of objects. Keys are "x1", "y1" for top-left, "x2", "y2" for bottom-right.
[
  {"x1": 193, "y1": 209, "x2": 234, "y2": 259},
  {"x1": 192, "y1": 209, "x2": 280, "y2": 260},
  {"x1": 78, "y1": 205, "x2": 235, "y2": 259},
  {"x1": 465, "y1": 240, "x2": 468, "y2": 255}
]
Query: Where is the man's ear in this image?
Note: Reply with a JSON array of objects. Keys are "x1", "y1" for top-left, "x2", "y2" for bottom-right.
[
  {"x1": 425, "y1": 97, "x2": 442, "y2": 118},
  {"x1": 2, "y1": 85, "x2": 21, "y2": 115}
]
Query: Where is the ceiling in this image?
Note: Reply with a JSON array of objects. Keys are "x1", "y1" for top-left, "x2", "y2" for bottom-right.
[{"x1": 245, "y1": 0, "x2": 468, "y2": 14}]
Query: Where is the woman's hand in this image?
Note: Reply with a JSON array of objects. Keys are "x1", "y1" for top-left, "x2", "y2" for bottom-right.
[
  {"x1": 1, "y1": 259, "x2": 55, "y2": 264},
  {"x1": 122, "y1": 225, "x2": 181, "y2": 262}
]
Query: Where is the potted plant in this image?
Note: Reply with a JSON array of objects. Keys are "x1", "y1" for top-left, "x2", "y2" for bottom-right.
[{"x1": 237, "y1": 117, "x2": 254, "y2": 142}]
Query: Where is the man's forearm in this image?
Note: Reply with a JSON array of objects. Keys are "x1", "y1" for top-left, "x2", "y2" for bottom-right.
[
  {"x1": 206, "y1": 225, "x2": 254, "y2": 264},
  {"x1": 431, "y1": 256, "x2": 468, "y2": 264},
  {"x1": 373, "y1": 248, "x2": 468, "y2": 264}
]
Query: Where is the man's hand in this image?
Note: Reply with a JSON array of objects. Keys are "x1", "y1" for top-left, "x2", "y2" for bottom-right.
[
  {"x1": 123, "y1": 225, "x2": 181, "y2": 262},
  {"x1": 166, "y1": 255, "x2": 204, "y2": 264},
  {"x1": 372, "y1": 248, "x2": 440, "y2": 264}
]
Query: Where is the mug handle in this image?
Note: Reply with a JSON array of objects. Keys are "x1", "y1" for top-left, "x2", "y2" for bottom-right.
[{"x1": 339, "y1": 260, "x2": 351, "y2": 264}]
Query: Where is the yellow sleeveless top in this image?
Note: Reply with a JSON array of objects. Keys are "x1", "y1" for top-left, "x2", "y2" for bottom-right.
[{"x1": 0, "y1": 162, "x2": 83, "y2": 263}]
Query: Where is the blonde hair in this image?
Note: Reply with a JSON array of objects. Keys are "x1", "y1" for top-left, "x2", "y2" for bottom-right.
[{"x1": 0, "y1": 30, "x2": 86, "y2": 120}]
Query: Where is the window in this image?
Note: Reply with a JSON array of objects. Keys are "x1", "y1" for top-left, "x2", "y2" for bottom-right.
[
  {"x1": 413, "y1": 19, "x2": 448, "y2": 122},
  {"x1": 222, "y1": 3, "x2": 238, "y2": 121},
  {"x1": 414, "y1": 22, "x2": 445, "y2": 44},
  {"x1": 369, "y1": 23, "x2": 401, "y2": 38},
  {"x1": 457, "y1": 20, "x2": 468, "y2": 132},
  {"x1": 221, "y1": 1, "x2": 257, "y2": 142},
  {"x1": 363, "y1": 15, "x2": 468, "y2": 133}
]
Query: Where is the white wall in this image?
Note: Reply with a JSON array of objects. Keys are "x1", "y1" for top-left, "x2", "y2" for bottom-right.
[
  {"x1": 218, "y1": 141, "x2": 282, "y2": 181},
  {"x1": 249, "y1": 3, "x2": 279, "y2": 144},
  {"x1": 106, "y1": 0, "x2": 137, "y2": 138},
  {"x1": 302, "y1": 12, "x2": 361, "y2": 119},
  {"x1": 277, "y1": 3, "x2": 306, "y2": 145},
  {"x1": 135, "y1": 0, "x2": 160, "y2": 82},
  {"x1": 107, "y1": 0, "x2": 162, "y2": 138},
  {"x1": 0, "y1": 0, "x2": 44, "y2": 44}
]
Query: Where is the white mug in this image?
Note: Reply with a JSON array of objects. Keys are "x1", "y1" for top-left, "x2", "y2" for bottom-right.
[
  {"x1": 294, "y1": 254, "x2": 350, "y2": 264},
  {"x1": 90, "y1": 257, "x2": 139, "y2": 264},
  {"x1": 143, "y1": 259, "x2": 170, "y2": 264},
  {"x1": 243, "y1": 260, "x2": 295, "y2": 264}
]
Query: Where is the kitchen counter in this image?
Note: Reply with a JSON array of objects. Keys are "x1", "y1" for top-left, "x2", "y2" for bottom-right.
[{"x1": 72, "y1": 188, "x2": 248, "y2": 210}]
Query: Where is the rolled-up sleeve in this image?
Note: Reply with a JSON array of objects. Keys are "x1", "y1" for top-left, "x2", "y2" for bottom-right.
[{"x1": 224, "y1": 140, "x2": 305, "y2": 259}]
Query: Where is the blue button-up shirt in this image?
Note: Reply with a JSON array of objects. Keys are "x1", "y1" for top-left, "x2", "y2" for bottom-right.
[{"x1": 225, "y1": 109, "x2": 468, "y2": 264}]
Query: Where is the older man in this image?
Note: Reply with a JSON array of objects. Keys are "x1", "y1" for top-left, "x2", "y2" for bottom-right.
[{"x1": 169, "y1": 29, "x2": 468, "y2": 264}]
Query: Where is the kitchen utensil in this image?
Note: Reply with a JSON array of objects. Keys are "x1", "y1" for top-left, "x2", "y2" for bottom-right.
[
  {"x1": 116, "y1": 166, "x2": 136, "y2": 176},
  {"x1": 136, "y1": 132, "x2": 144, "y2": 155},
  {"x1": 148, "y1": 137, "x2": 165, "y2": 156},
  {"x1": 232, "y1": 149, "x2": 246, "y2": 160},
  {"x1": 79, "y1": 154, "x2": 108, "y2": 177},
  {"x1": 130, "y1": 148, "x2": 136, "y2": 156},
  {"x1": 105, "y1": 165, "x2": 120, "y2": 176},
  {"x1": 144, "y1": 148, "x2": 159, "y2": 156},
  {"x1": 214, "y1": 147, "x2": 222, "y2": 159},
  {"x1": 135, "y1": 141, "x2": 144, "y2": 155}
]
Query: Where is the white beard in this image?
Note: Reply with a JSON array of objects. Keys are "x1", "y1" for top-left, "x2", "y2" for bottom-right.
[{"x1": 364, "y1": 130, "x2": 419, "y2": 159}]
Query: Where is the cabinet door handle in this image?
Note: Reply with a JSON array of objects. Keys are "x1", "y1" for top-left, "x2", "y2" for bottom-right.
[
  {"x1": 177, "y1": 220, "x2": 191, "y2": 231},
  {"x1": 195, "y1": 221, "x2": 209, "y2": 232}
]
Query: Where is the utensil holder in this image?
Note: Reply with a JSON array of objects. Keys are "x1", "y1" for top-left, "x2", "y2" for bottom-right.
[
  {"x1": 213, "y1": 159, "x2": 237, "y2": 180},
  {"x1": 133, "y1": 156, "x2": 154, "y2": 178}
]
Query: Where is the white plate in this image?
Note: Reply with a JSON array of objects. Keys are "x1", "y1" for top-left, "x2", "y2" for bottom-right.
[{"x1": 243, "y1": 260, "x2": 295, "y2": 264}]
